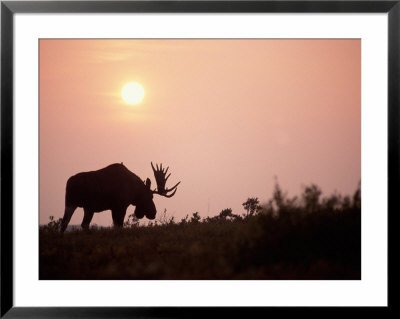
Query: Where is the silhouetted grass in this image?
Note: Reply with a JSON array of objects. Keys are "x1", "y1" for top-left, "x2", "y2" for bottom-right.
[{"x1": 39, "y1": 183, "x2": 361, "y2": 280}]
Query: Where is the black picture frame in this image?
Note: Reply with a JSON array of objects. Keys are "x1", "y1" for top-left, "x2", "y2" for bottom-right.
[{"x1": 1, "y1": 0, "x2": 396, "y2": 317}]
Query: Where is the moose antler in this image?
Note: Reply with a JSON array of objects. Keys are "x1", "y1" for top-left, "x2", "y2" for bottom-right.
[{"x1": 151, "y1": 162, "x2": 181, "y2": 198}]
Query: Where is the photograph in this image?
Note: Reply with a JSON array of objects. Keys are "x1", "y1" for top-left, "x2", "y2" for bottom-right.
[{"x1": 39, "y1": 38, "x2": 361, "y2": 280}]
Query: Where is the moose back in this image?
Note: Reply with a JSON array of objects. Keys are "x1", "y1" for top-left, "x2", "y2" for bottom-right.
[{"x1": 60, "y1": 163, "x2": 180, "y2": 232}]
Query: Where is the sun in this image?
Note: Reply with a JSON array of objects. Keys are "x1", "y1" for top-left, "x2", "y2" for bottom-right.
[{"x1": 121, "y1": 82, "x2": 145, "y2": 105}]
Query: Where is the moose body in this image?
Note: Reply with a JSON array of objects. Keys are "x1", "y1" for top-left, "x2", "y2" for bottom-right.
[{"x1": 60, "y1": 163, "x2": 180, "y2": 232}]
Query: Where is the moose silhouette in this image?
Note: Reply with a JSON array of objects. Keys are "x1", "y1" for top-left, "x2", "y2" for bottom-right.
[{"x1": 60, "y1": 162, "x2": 180, "y2": 232}]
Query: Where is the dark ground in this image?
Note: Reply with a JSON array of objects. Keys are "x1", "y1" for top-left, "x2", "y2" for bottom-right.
[{"x1": 39, "y1": 205, "x2": 361, "y2": 280}]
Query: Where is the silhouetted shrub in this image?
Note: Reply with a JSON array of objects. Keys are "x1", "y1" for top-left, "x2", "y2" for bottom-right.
[
  {"x1": 123, "y1": 213, "x2": 140, "y2": 228},
  {"x1": 156, "y1": 209, "x2": 175, "y2": 226},
  {"x1": 179, "y1": 214, "x2": 189, "y2": 225},
  {"x1": 242, "y1": 198, "x2": 262, "y2": 218},
  {"x1": 40, "y1": 216, "x2": 62, "y2": 232},
  {"x1": 205, "y1": 208, "x2": 242, "y2": 223},
  {"x1": 302, "y1": 184, "x2": 322, "y2": 213},
  {"x1": 190, "y1": 212, "x2": 201, "y2": 224}
]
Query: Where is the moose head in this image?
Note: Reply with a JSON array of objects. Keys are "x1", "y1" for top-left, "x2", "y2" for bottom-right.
[{"x1": 134, "y1": 162, "x2": 181, "y2": 220}]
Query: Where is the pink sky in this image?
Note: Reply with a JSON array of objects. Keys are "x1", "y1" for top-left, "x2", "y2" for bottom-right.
[{"x1": 39, "y1": 39, "x2": 360, "y2": 226}]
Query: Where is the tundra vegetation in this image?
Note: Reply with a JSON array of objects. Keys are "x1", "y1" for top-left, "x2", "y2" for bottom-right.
[{"x1": 39, "y1": 182, "x2": 361, "y2": 280}]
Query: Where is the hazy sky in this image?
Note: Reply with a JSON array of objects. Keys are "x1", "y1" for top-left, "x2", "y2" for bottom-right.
[{"x1": 39, "y1": 39, "x2": 360, "y2": 226}]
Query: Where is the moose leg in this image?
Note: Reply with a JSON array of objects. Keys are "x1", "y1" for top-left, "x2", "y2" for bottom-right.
[
  {"x1": 60, "y1": 205, "x2": 77, "y2": 233},
  {"x1": 81, "y1": 208, "x2": 94, "y2": 231},
  {"x1": 111, "y1": 208, "x2": 126, "y2": 228}
]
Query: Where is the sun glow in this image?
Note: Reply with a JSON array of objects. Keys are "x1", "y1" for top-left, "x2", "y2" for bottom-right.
[{"x1": 121, "y1": 82, "x2": 145, "y2": 105}]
